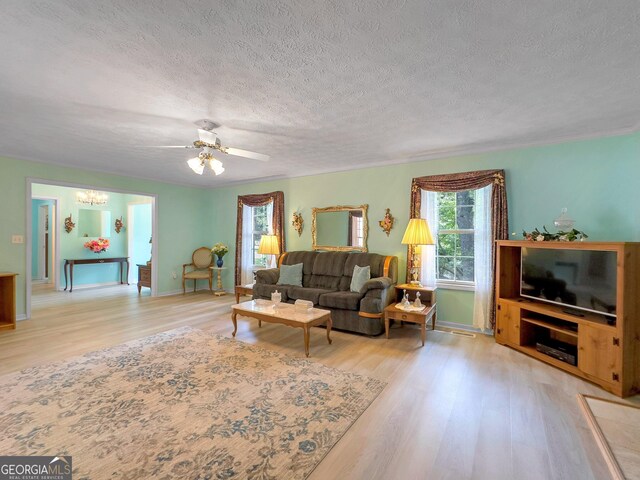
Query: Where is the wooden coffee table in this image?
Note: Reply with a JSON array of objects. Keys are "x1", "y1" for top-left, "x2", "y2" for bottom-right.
[{"x1": 231, "y1": 300, "x2": 332, "y2": 357}]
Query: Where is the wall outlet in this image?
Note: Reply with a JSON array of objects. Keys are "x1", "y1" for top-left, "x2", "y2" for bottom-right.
[
  {"x1": 171, "y1": 271, "x2": 177, "y2": 279},
  {"x1": 11, "y1": 235, "x2": 24, "y2": 244}
]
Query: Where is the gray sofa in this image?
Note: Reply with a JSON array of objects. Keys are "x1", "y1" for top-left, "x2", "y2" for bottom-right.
[{"x1": 253, "y1": 251, "x2": 398, "y2": 335}]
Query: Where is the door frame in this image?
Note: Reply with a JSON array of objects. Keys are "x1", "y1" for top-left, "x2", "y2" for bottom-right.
[
  {"x1": 32, "y1": 196, "x2": 59, "y2": 286},
  {"x1": 37, "y1": 203, "x2": 49, "y2": 280},
  {"x1": 25, "y1": 178, "x2": 159, "y2": 320},
  {"x1": 126, "y1": 201, "x2": 153, "y2": 284}
]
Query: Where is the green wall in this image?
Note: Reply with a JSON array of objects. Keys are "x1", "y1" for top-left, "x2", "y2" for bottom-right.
[
  {"x1": 209, "y1": 132, "x2": 640, "y2": 326},
  {"x1": 0, "y1": 156, "x2": 212, "y2": 317},
  {"x1": 2, "y1": 132, "x2": 638, "y2": 325}
]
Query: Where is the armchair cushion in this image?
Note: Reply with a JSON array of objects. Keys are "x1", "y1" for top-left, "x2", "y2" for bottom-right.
[{"x1": 183, "y1": 270, "x2": 211, "y2": 279}]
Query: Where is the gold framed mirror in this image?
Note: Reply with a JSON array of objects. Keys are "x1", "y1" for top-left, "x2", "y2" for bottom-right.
[{"x1": 312, "y1": 205, "x2": 368, "y2": 252}]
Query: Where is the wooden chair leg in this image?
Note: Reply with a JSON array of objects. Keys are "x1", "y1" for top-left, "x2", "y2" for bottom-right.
[{"x1": 182, "y1": 277, "x2": 185, "y2": 294}]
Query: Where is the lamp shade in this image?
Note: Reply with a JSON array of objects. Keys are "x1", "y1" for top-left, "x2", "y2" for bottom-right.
[
  {"x1": 187, "y1": 157, "x2": 205, "y2": 175},
  {"x1": 401, "y1": 218, "x2": 434, "y2": 245},
  {"x1": 258, "y1": 234, "x2": 280, "y2": 255}
]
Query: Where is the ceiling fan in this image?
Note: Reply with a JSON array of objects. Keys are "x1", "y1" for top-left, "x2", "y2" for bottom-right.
[{"x1": 155, "y1": 120, "x2": 270, "y2": 175}]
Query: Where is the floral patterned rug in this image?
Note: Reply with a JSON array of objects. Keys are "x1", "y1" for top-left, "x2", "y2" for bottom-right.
[{"x1": 0, "y1": 327, "x2": 385, "y2": 479}]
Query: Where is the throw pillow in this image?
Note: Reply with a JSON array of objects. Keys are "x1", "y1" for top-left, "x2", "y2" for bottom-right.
[
  {"x1": 277, "y1": 263, "x2": 304, "y2": 287},
  {"x1": 350, "y1": 265, "x2": 371, "y2": 293}
]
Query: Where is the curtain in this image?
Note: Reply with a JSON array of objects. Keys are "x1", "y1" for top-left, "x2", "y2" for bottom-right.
[
  {"x1": 420, "y1": 189, "x2": 437, "y2": 288},
  {"x1": 409, "y1": 169, "x2": 508, "y2": 328},
  {"x1": 473, "y1": 185, "x2": 492, "y2": 331},
  {"x1": 235, "y1": 191, "x2": 285, "y2": 286},
  {"x1": 240, "y1": 205, "x2": 253, "y2": 285}
]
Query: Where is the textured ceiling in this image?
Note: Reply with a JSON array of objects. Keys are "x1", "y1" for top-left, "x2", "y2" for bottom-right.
[{"x1": 1, "y1": 1, "x2": 639, "y2": 187}]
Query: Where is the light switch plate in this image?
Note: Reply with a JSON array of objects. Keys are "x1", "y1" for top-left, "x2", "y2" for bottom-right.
[{"x1": 11, "y1": 235, "x2": 24, "y2": 244}]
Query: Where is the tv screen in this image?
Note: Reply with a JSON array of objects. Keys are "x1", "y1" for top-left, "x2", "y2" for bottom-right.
[{"x1": 520, "y1": 247, "x2": 617, "y2": 318}]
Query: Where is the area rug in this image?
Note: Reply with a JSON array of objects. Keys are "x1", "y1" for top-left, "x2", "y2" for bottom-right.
[
  {"x1": 578, "y1": 394, "x2": 640, "y2": 480},
  {"x1": 0, "y1": 327, "x2": 385, "y2": 479}
]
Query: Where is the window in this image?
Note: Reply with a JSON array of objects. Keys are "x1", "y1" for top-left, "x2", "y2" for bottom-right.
[
  {"x1": 435, "y1": 190, "x2": 475, "y2": 284},
  {"x1": 250, "y1": 205, "x2": 271, "y2": 268},
  {"x1": 348, "y1": 212, "x2": 364, "y2": 247}
]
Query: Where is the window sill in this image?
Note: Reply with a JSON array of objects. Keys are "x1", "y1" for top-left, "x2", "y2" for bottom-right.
[{"x1": 435, "y1": 280, "x2": 476, "y2": 292}]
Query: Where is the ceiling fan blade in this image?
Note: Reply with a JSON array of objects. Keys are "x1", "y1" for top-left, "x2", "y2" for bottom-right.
[
  {"x1": 224, "y1": 147, "x2": 270, "y2": 162},
  {"x1": 142, "y1": 145, "x2": 196, "y2": 149},
  {"x1": 198, "y1": 129, "x2": 218, "y2": 145}
]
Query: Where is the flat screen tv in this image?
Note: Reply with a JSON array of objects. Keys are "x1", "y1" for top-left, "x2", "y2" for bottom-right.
[{"x1": 520, "y1": 247, "x2": 617, "y2": 318}]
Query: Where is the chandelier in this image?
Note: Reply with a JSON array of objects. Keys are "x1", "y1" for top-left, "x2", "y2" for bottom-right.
[{"x1": 76, "y1": 190, "x2": 109, "y2": 206}]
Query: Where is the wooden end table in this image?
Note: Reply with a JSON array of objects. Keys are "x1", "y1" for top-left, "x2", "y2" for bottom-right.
[
  {"x1": 235, "y1": 284, "x2": 254, "y2": 303},
  {"x1": 383, "y1": 303, "x2": 437, "y2": 346},
  {"x1": 231, "y1": 300, "x2": 332, "y2": 357},
  {"x1": 395, "y1": 283, "x2": 437, "y2": 330}
]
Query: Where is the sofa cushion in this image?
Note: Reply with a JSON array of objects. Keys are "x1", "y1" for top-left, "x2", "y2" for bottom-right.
[
  {"x1": 252, "y1": 283, "x2": 290, "y2": 302},
  {"x1": 319, "y1": 291, "x2": 362, "y2": 311},
  {"x1": 280, "y1": 251, "x2": 318, "y2": 287},
  {"x1": 277, "y1": 263, "x2": 303, "y2": 286},
  {"x1": 288, "y1": 286, "x2": 334, "y2": 305},
  {"x1": 350, "y1": 265, "x2": 371, "y2": 292}
]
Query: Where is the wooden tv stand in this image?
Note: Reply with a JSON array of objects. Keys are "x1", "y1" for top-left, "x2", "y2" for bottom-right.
[{"x1": 495, "y1": 241, "x2": 640, "y2": 397}]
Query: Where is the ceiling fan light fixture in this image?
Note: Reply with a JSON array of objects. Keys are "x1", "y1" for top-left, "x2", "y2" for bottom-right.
[
  {"x1": 210, "y1": 159, "x2": 225, "y2": 175},
  {"x1": 187, "y1": 157, "x2": 205, "y2": 175}
]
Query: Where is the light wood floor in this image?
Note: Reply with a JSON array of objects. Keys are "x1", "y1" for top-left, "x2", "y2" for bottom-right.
[{"x1": 2, "y1": 285, "x2": 638, "y2": 479}]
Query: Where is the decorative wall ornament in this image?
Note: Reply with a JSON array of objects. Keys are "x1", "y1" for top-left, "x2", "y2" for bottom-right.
[
  {"x1": 114, "y1": 216, "x2": 124, "y2": 234},
  {"x1": 292, "y1": 211, "x2": 304, "y2": 237},
  {"x1": 64, "y1": 214, "x2": 75, "y2": 233},
  {"x1": 378, "y1": 208, "x2": 394, "y2": 236}
]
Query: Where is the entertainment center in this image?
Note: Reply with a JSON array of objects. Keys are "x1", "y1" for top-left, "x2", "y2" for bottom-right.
[{"x1": 495, "y1": 240, "x2": 640, "y2": 397}]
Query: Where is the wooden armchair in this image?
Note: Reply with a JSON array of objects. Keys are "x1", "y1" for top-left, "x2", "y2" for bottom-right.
[{"x1": 182, "y1": 247, "x2": 213, "y2": 293}]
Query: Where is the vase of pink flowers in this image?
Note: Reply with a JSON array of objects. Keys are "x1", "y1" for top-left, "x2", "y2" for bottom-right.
[{"x1": 84, "y1": 237, "x2": 110, "y2": 253}]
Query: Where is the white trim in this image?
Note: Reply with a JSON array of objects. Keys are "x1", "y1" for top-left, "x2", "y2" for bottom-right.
[
  {"x1": 203, "y1": 125, "x2": 640, "y2": 188},
  {"x1": 26, "y1": 178, "x2": 159, "y2": 320},
  {"x1": 9, "y1": 126, "x2": 639, "y2": 190},
  {"x1": 16, "y1": 314, "x2": 27, "y2": 322},
  {"x1": 436, "y1": 280, "x2": 476, "y2": 292}
]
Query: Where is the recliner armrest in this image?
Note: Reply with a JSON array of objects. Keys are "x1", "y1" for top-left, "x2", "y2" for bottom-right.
[
  {"x1": 256, "y1": 268, "x2": 280, "y2": 285},
  {"x1": 359, "y1": 276, "x2": 393, "y2": 294}
]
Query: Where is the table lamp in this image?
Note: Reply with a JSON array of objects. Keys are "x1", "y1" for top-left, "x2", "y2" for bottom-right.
[
  {"x1": 401, "y1": 218, "x2": 434, "y2": 286},
  {"x1": 258, "y1": 234, "x2": 280, "y2": 268}
]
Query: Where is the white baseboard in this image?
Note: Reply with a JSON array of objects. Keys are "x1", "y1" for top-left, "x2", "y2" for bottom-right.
[
  {"x1": 157, "y1": 288, "x2": 229, "y2": 297},
  {"x1": 57, "y1": 281, "x2": 122, "y2": 291},
  {"x1": 436, "y1": 320, "x2": 493, "y2": 335},
  {"x1": 16, "y1": 314, "x2": 27, "y2": 321}
]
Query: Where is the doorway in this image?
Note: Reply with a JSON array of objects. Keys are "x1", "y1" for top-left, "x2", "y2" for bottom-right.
[
  {"x1": 26, "y1": 179, "x2": 158, "y2": 319},
  {"x1": 127, "y1": 202, "x2": 153, "y2": 285}
]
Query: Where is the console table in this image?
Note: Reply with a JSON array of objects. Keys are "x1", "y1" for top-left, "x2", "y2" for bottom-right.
[{"x1": 64, "y1": 257, "x2": 129, "y2": 292}]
